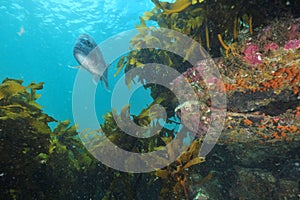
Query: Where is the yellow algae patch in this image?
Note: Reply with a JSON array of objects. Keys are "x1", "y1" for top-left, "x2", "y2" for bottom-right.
[{"x1": 152, "y1": 0, "x2": 192, "y2": 15}]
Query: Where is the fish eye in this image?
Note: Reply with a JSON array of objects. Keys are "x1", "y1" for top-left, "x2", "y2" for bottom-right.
[{"x1": 84, "y1": 39, "x2": 92, "y2": 47}]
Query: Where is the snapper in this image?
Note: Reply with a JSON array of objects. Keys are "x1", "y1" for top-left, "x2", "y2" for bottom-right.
[{"x1": 73, "y1": 34, "x2": 109, "y2": 89}]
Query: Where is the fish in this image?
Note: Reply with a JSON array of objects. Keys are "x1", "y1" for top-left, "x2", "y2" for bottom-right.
[{"x1": 73, "y1": 33, "x2": 109, "y2": 89}]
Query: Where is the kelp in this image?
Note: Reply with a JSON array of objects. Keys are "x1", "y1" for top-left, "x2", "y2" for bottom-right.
[
  {"x1": 116, "y1": 0, "x2": 299, "y2": 80},
  {"x1": 99, "y1": 106, "x2": 168, "y2": 153},
  {"x1": 0, "y1": 78, "x2": 55, "y2": 133},
  {"x1": 0, "y1": 78, "x2": 26, "y2": 100},
  {"x1": 90, "y1": 102, "x2": 208, "y2": 199},
  {"x1": 151, "y1": 0, "x2": 193, "y2": 15},
  {"x1": 111, "y1": 0, "x2": 299, "y2": 183},
  {"x1": 155, "y1": 139, "x2": 206, "y2": 200},
  {"x1": 0, "y1": 78, "x2": 53, "y2": 198},
  {"x1": 90, "y1": 78, "x2": 210, "y2": 197},
  {"x1": 0, "y1": 78, "x2": 106, "y2": 199}
]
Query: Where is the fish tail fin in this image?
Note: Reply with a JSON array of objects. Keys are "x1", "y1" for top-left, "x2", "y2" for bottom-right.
[
  {"x1": 100, "y1": 76, "x2": 109, "y2": 92},
  {"x1": 92, "y1": 75, "x2": 100, "y2": 85},
  {"x1": 100, "y1": 68, "x2": 110, "y2": 92}
]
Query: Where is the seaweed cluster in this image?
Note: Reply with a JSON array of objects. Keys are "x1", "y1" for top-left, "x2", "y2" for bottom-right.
[
  {"x1": 113, "y1": 0, "x2": 299, "y2": 140},
  {"x1": 0, "y1": 79, "x2": 112, "y2": 199},
  {"x1": 86, "y1": 105, "x2": 208, "y2": 199},
  {"x1": 0, "y1": 78, "x2": 196, "y2": 199},
  {"x1": 106, "y1": 0, "x2": 299, "y2": 198},
  {"x1": 0, "y1": 79, "x2": 55, "y2": 198},
  {"x1": 107, "y1": 0, "x2": 300, "y2": 198},
  {"x1": 155, "y1": 139, "x2": 206, "y2": 200}
]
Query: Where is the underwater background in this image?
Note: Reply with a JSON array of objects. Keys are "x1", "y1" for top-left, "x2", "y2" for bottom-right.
[
  {"x1": 0, "y1": 0, "x2": 154, "y2": 125},
  {"x1": 1, "y1": 0, "x2": 300, "y2": 199}
]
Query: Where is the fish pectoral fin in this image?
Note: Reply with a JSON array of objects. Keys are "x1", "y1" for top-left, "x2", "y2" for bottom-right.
[{"x1": 68, "y1": 65, "x2": 81, "y2": 69}]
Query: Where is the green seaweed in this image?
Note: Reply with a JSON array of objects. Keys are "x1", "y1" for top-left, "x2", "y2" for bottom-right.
[
  {"x1": 0, "y1": 79, "x2": 26, "y2": 100},
  {"x1": 0, "y1": 79, "x2": 56, "y2": 132},
  {"x1": 0, "y1": 78, "x2": 103, "y2": 199},
  {"x1": 116, "y1": 0, "x2": 298, "y2": 80},
  {"x1": 0, "y1": 78, "x2": 162, "y2": 199}
]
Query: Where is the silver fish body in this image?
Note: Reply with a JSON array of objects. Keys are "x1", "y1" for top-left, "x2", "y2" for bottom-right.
[{"x1": 73, "y1": 34, "x2": 108, "y2": 88}]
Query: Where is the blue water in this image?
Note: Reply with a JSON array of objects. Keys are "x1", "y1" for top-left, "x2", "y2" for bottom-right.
[{"x1": 0, "y1": 0, "x2": 156, "y2": 127}]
